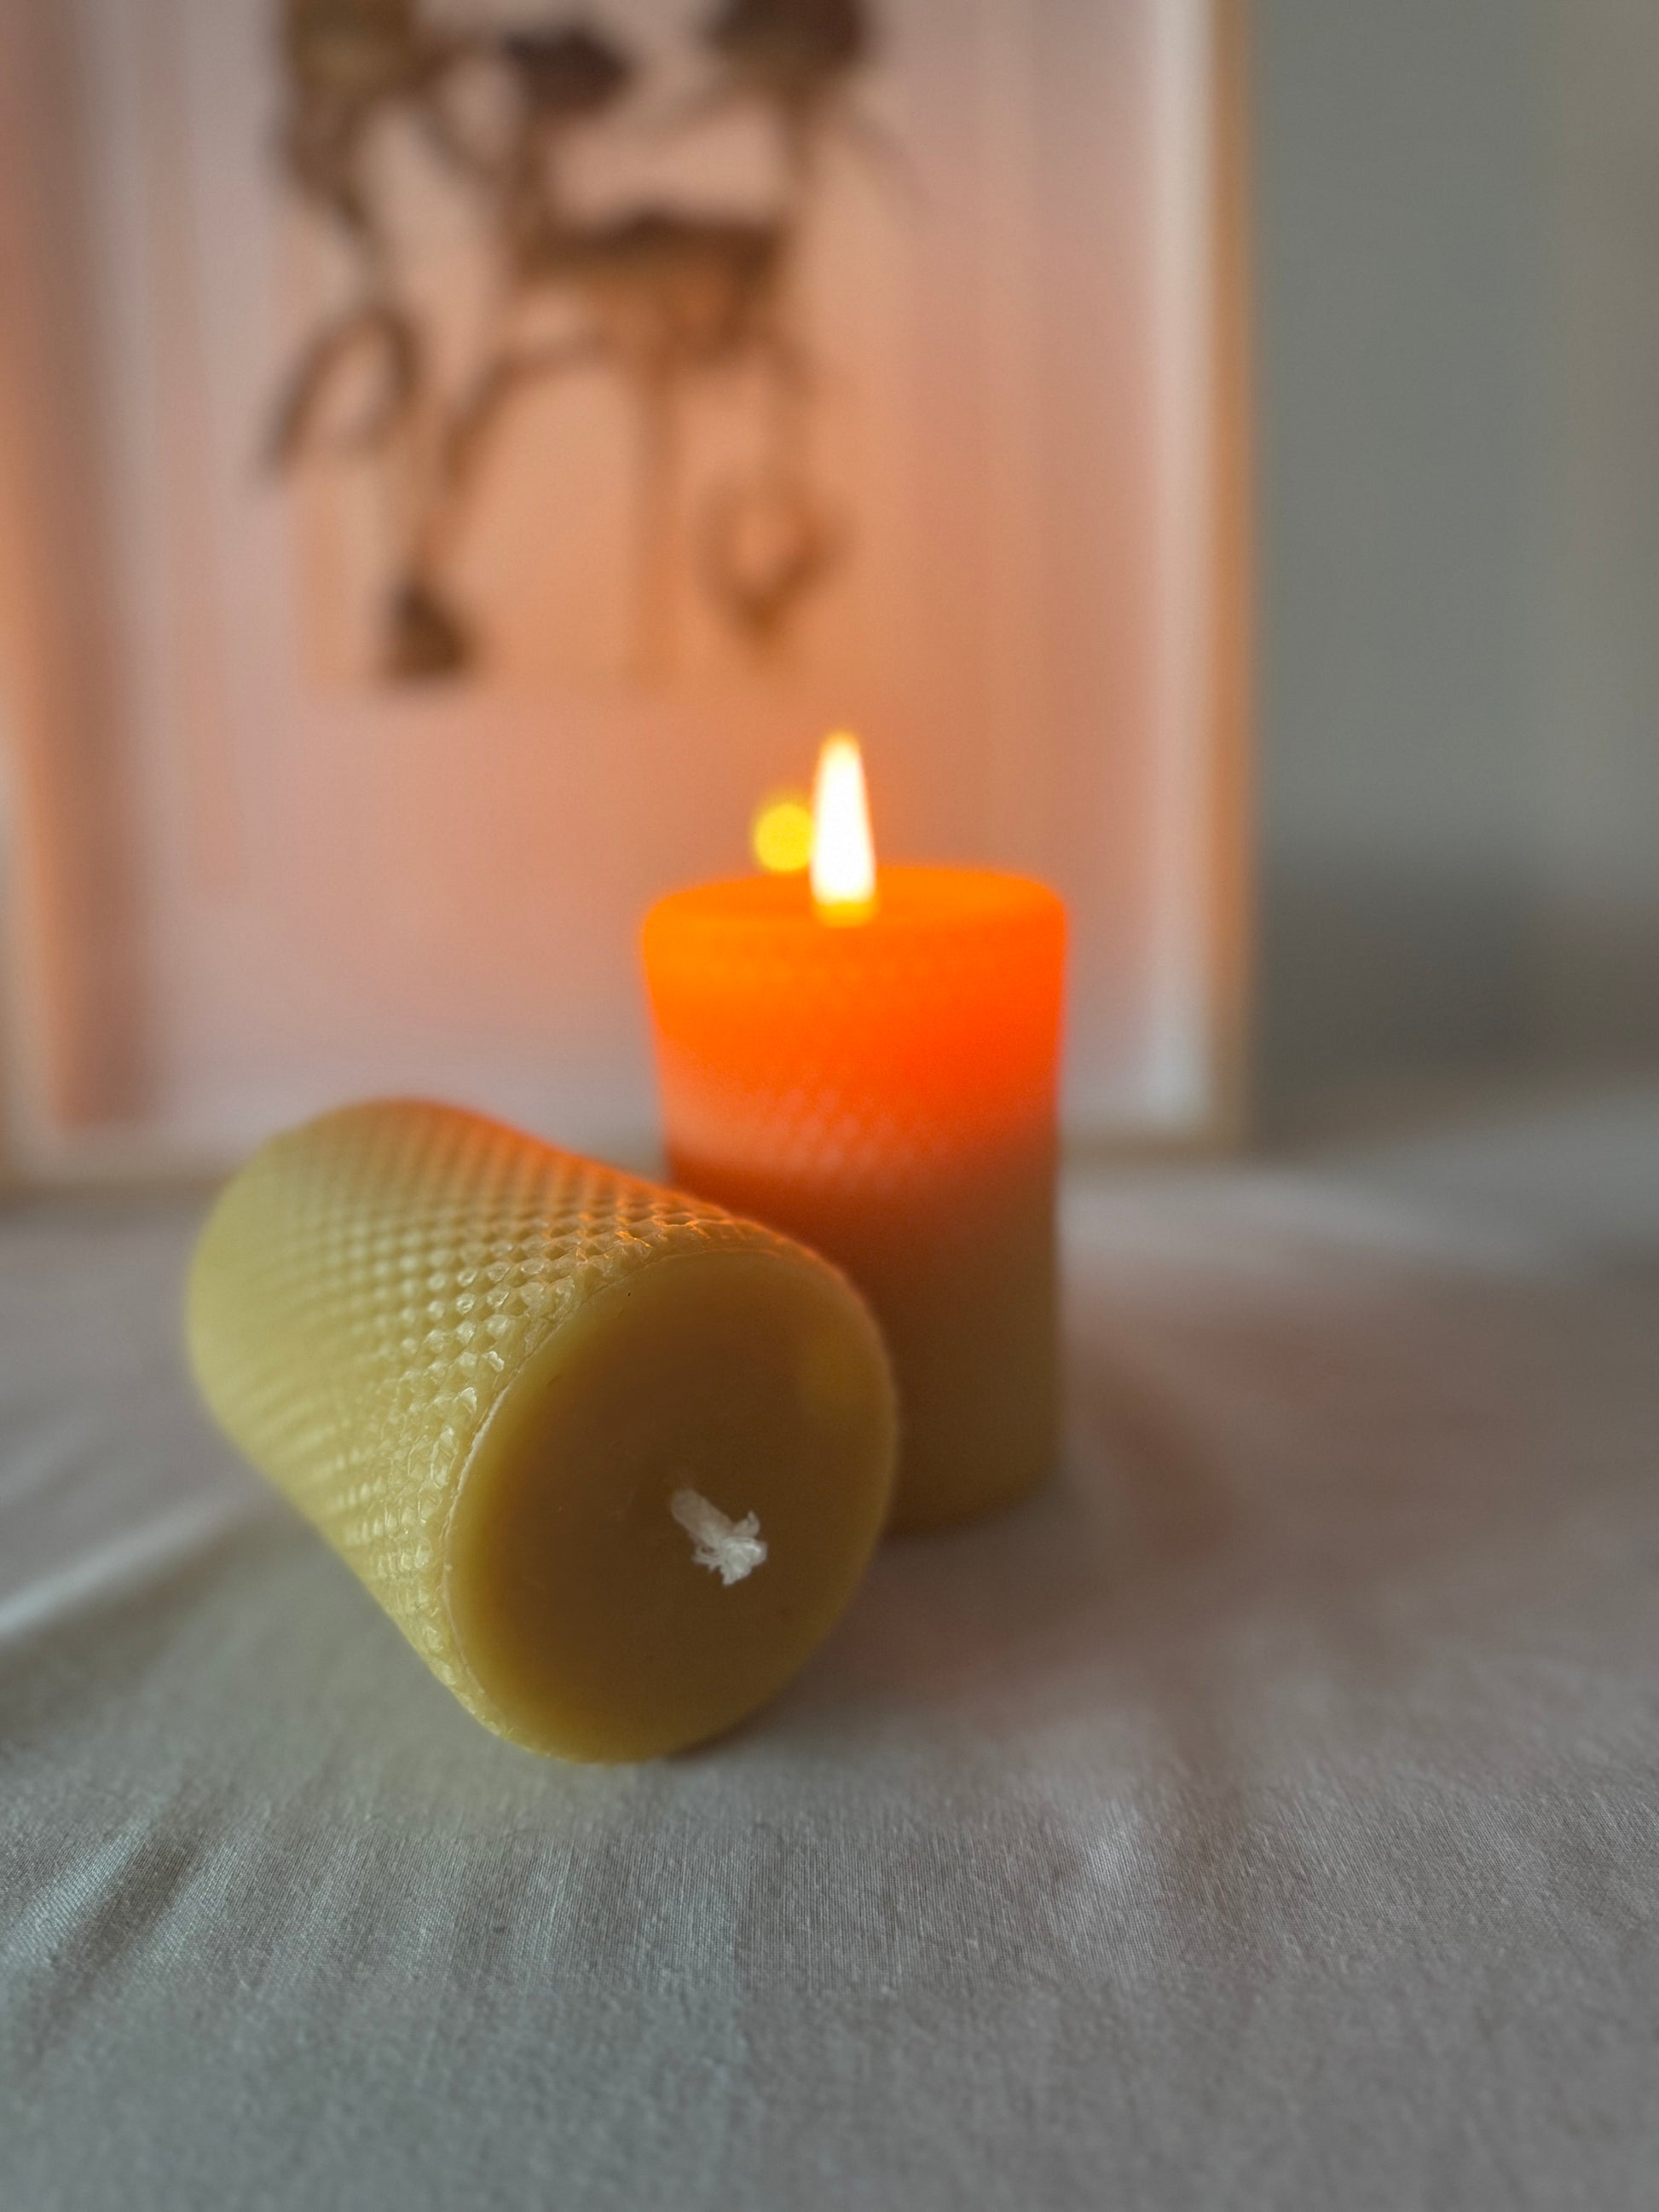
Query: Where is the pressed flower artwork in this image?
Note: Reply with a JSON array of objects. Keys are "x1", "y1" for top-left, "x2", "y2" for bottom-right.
[{"x1": 271, "y1": 0, "x2": 891, "y2": 682}]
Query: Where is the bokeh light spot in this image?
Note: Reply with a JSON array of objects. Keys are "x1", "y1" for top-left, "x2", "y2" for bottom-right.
[{"x1": 751, "y1": 792, "x2": 814, "y2": 874}]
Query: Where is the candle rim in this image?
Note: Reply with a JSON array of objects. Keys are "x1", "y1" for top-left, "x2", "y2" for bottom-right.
[{"x1": 645, "y1": 863, "x2": 1065, "y2": 939}]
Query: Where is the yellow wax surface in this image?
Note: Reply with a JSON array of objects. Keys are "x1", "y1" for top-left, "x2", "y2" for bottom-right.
[
  {"x1": 186, "y1": 1100, "x2": 897, "y2": 1762},
  {"x1": 643, "y1": 867, "x2": 1066, "y2": 1532}
]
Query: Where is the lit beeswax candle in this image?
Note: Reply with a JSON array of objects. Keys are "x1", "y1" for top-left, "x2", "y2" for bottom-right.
[
  {"x1": 644, "y1": 737, "x2": 1066, "y2": 1533},
  {"x1": 186, "y1": 1100, "x2": 897, "y2": 1762}
]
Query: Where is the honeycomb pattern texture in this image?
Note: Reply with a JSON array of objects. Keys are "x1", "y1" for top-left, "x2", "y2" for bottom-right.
[
  {"x1": 643, "y1": 866, "x2": 1066, "y2": 1202},
  {"x1": 185, "y1": 1099, "x2": 801, "y2": 1744},
  {"x1": 643, "y1": 866, "x2": 1066, "y2": 1529}
]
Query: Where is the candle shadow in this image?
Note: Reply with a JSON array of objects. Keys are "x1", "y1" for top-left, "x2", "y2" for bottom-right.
[
  {"x1": 768, "y1": 1256, "x2": 1659, "y2": 1785},
  {"x1": 1, "y1": 1512, "x2": 645, "y2": 1828}
]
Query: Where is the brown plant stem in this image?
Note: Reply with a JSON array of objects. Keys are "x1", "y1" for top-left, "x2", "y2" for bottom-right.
[{"x1": 632, "y1": 365, "x2": 681, "y2": 684}]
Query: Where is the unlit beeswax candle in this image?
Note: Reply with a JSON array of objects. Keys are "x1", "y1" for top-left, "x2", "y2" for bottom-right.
[
  {"x1": 186, "y1": 1100, "x2": 897, "y2": 1762},
  {"x1": 644, "y1": 742, "x2": 1066, "y2": 1533}
]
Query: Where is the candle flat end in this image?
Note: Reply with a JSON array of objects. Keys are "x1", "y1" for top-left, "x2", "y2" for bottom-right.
[{"x1": 671, "y1": 1487, "x2": 768, "y2": 1587}]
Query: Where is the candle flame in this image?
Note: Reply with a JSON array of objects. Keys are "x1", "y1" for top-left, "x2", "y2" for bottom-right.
[{"x1": 810, "y1": 733, "x2": 877, "y2": 921}]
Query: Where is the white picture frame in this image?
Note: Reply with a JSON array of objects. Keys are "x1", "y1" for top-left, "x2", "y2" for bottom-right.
[{"x1": 0, "y1": 0, "x2": 1251, "y2": 1189}]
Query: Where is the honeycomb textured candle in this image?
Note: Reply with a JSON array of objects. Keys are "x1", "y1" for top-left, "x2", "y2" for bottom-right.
[
  {"x1": 186, "y1": 1100, "x2": 897, "y2": 1762},
  {"x1": 644, "y1": 868, "x2": 1066, "y2": 1532}
]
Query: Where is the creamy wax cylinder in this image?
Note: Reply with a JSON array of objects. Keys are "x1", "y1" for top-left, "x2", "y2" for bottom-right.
[{"x1": 186, "y1": 1100, "x2": 897, "y2": 1762}]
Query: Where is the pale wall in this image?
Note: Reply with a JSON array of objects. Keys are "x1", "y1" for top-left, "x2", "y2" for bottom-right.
[
  {"x1": 1254, "y1": 0, "x2": 1552, "y2": 1119},
  {"x1": 1254, "y1": 0, "x2": 1659, "y2": 1124}
]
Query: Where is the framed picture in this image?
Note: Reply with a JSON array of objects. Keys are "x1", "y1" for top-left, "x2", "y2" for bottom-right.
[{"x1": 0, "y1": 0, "x2": 1250, "y2": 1187}]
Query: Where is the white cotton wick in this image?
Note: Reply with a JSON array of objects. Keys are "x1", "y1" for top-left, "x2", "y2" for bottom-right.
[{"x1": 671, "y1": 1488, "x2": 768, "y2": 1587}]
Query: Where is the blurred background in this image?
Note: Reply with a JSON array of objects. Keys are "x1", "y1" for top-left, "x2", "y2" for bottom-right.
[
  {"x1": 0, "y1": 0, "x2": 1655, "y2": 1180},
  {"x1": 1258, "y1": 0, "x2": 1659, "y2": 1138}
]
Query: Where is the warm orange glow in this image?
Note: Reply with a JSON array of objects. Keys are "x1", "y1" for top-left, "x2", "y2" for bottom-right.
[
  {"x1": 810, "y1": 734, "x2": 877, "y2": 922},
  {"x1": 641, "y1": 862, "x2": 1068, "y2": 1531},
  {"x1": 751, "y1": 791, "x2": 814, "y2": 875}
]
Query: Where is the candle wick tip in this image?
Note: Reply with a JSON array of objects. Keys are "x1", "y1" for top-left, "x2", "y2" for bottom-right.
[{"x1": 671, "y1": 1487, "x2": 767, "y2": 1586}]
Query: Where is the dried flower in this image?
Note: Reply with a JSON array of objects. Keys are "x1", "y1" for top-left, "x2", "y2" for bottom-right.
[
  {"x1": 268, "y1": 302, "x2": 420, "y2": 462},
  {"x1": 697, "y1": 472, "x2": 841, "y2": 639},
  {"x1": 531, "y1": 211, "x2": 781, "y2": 373},
  {"x1": 271, "y1": 0, "x2": 882, "y2": 678},
  {"x1": 500, "y1": 26, "x2": 634, "y2": 119},
  {"x1": 703, "y1": 0, "x2": 868, "y2": 98},
  {"x1": 283, "y1": 0, "x2": 433, "y2": 106},
  {"x1": 384, "y1": 575, "x2": 474, "y2": 679}
]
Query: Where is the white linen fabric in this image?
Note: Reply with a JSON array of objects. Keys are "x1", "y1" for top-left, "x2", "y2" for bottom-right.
[{"x1": 4, "y1": 1092, "x2": 1659, "y2": 2212}]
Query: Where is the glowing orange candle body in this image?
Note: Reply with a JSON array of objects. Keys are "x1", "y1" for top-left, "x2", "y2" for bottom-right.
[{"x1": 644, "y1": 750, "x2": 1065, "y2": 1532}]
